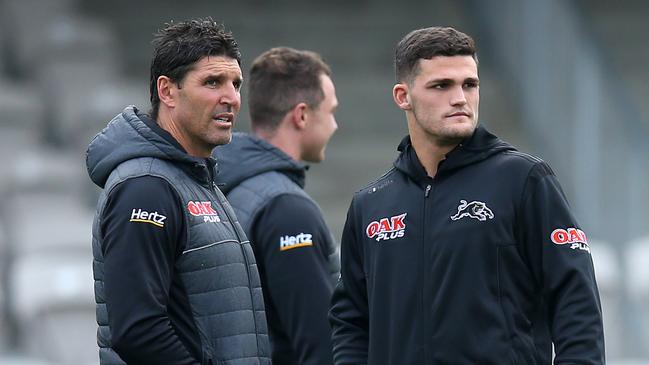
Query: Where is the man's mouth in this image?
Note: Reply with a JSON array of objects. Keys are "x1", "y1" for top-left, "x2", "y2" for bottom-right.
[
  {"x1": 447, "y1": 111, "x2": 470, "y2": 118},
  {"x1": 213, "y1": 113, "x2": 234, "y2": 124}
]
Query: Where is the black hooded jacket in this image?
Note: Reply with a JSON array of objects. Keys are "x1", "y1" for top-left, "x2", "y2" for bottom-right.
[
  {"x1": 329, "y1": 125, "x2": 605, "y2": 364},
  {"x1": 214, "y1": 133, "x2": 339, "y2": 365},
  {"x1": 86, "y1": 107, "x2": 270, "y2": 365}
]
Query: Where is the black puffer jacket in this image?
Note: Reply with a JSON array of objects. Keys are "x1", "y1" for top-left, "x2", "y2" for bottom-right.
[{"x1": 87, "y1": 106, "x2": 271, "y2": 365}]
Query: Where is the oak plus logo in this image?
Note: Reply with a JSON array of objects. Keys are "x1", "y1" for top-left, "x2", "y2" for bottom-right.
[
  {"x1": 187, "y1": 201, "x2": 221, "y2": 223},
  {"x1": 551, "y1": 227, "x2": 590, "y2": 253},
  {"x1": 130, "y1": 208, "x2": 167, "y2": 228},
  {"x1": 365, "y1": 213, "x2": 407, "y2": 242},
  {"x1": 279, "y1": 233, "x2": 313, "y2": 251}
]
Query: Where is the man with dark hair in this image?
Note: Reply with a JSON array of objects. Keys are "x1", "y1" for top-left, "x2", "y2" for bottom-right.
[
  {"x1": 86, "y1": 19, "x2": 270, "y2": 365},
  {"x1": 329, "y1": 26, "x2": 605, "y2": 364},
  {"x1": 214, "y1": 47, "x2": 339, "y2": 365}
]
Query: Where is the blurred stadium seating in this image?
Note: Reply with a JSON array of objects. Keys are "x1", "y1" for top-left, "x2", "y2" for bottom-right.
[{"x1": 0, "y1": 0, "x2": 647, "y2": 363}]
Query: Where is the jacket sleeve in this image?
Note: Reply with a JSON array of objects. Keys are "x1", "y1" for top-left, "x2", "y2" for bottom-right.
[
  {"x1": 101, "y1": 176, "x2": 200, "y2": 365},
  {"x1": 251, "y1": 194, "x2": 336, "y2": 365},
  {"x1": 518, "y1": 162, "x2": 605, "y2": 364},
  {"x1": 328, "y1": 197, "x2": 369, "y2": 365}
]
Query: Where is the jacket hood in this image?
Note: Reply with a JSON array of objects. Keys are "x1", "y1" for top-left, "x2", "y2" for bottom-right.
[
  {"x1": 394, "y1": 124, "x2": 516, "y2": 184},
  {"x1": 213, "y1": 132, "x2": 307, "y2": 194},
  {"x1": 86, "y1": 106, "x2": 214, "y2": 188}
]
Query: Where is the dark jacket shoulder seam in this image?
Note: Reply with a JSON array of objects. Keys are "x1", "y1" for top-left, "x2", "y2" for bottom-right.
[
  {"x1": 357, "y1": 166, "x2": 397, "y2": 194},
  {"x1": 502, "y1": 150, "x2": 543, "y2": 165}
]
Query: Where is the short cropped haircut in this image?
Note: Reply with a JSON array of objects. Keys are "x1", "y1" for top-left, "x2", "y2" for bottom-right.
[
  {"x1": 248, "y1": 47, "x2": 331, "y2": 132},
  {"x1": 395, "y1": 26, "x2": 477, "y2": 84},
  {"x1": 149, "y1": 18, "x2": 241, "y2": 119}
]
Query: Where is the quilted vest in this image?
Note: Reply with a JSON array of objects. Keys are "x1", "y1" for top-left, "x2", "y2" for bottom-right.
[
  {"x1": 225, "y1": 170, "x2": 340, "y2": 284},
  {"x1": 92, "y1": 157, "x2": 271, "y2": 365}
]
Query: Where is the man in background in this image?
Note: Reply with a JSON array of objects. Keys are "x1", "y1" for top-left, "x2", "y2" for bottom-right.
[{"x1": 214, "y1": 47, "x2": 339, "y2": 365}]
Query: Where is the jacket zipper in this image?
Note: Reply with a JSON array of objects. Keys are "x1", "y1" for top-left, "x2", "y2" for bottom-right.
[
  {"x1": 211, "y1": 182, "x2": 244, "y2": 244},
  {"x1": 422, "y1": 182, "x2": 432, "y2": 364}
]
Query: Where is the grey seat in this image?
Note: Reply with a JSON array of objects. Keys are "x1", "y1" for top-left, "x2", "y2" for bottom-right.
[
  {"x1": 0, "y1": 221, "x2": 8, "y2": 353},
  {"x1": 0, "y1": 354, "x2": 58, "y2": 365},
  {"x1": 625, "y1": 235, "x2": 649, "y2": 358},
  {"x1": 3, "y1": 192, "x2": 96, "y2": 365}
]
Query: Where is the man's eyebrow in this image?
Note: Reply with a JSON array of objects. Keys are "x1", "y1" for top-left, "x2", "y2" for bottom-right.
[
  {"x1": 202, "y1": 72, "x2": 243, "y2": 83},
  {"x1": 428, "y1": 77, "x2": 479, "y2": 83},
  {"x1": 426, "y1": 78, "x2": 455, "y2": 84}
]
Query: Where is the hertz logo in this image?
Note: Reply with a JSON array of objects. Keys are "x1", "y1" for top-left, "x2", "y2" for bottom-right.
[
  {"x1": 130, "y1": 209, "x2": 167, "y2": 228},
  {"x1": 279, "y1": 233, "x2": 313, "y2": 251}
]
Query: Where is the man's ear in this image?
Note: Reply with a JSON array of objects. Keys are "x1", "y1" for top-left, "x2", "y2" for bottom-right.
[
  {"x1": 157, "y1": 76, "x2": 176, "y2": 108},
  {"x1": 393, "y1": 83, "x2": 412, "y2": 111},
  {"x1": 289, "y1": 102, "x2": 309, "y2": 130}
]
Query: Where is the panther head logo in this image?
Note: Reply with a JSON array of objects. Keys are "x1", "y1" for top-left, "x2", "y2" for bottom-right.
[{"x1": 450, "y1": 200, "x2": 494, "y2": 222}]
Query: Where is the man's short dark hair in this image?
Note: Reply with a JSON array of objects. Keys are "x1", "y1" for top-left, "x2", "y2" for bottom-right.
[
  {"x1": 395, "y1": 26, "x2": 477, "y2": 84},
  {"x1": 149, "y1": 18, "x2": 241, "y2": 119},
  {"x1": 248, "y1": 47, "x2": 331, "y2": 132}
]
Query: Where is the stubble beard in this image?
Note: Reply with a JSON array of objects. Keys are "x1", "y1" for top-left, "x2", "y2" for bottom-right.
[
  {"x1": 436, "y1": 124, "x2": 476, "y2": 146},
  {"x1": 413, "y1": 109, "x2": 477, "y2": 147}
]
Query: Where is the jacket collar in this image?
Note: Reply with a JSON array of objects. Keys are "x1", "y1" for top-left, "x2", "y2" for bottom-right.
[{"x1": 394, "y1": 124, "x2": 516, "y2": 184}]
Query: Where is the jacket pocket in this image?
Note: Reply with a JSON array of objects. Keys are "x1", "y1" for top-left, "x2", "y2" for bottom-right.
[
  {"x1": 497, "y1": 245, "x2": 538, "y2": 365},
  {"x1": 182, "y1": 239, "x2": 239, "y2": 255}
]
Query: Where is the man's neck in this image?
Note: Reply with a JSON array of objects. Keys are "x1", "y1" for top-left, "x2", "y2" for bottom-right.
[
  {"x1": 409, "y1": 132, "x2": 457, "y2": 178},
  {"x1": 254, "y1": 127, "x2": 301, "y2": 162},
  {"x1": 157, "y1": 111, "x2": 209, "y2": 158},
  {"x1": 141, "y1": 113, "x2": 187, "y2": 153}
]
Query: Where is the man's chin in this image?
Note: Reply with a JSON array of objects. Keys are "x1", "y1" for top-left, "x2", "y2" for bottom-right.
[
  {"x1": 212, "y1": 133, "x2": 233, "y2": 146},
  {"x1": 302, "y1": 149, "x2": 326, "y2": 163},
  {"x1": 437, "y1": 125, "x2": 476, "y2": 145},
  {"x1": 449, "y1": 123, "x2": 477, "y2": 137}
]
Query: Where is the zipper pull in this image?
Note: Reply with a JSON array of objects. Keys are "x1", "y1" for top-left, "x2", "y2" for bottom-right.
[{"x1": 425, "y1": 184, "x2": 431, "y2": 197}]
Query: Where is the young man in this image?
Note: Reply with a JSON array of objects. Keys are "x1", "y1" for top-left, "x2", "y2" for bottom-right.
[
  {"x1": 86, "y1": 19, "x2": 270, "y2": 365},
  {"x1": 214, "y1": 47, "x2": 339, "y2": 365},
  {"x1": 329, "y1": 26, "x2": 605, "y2": 364}
]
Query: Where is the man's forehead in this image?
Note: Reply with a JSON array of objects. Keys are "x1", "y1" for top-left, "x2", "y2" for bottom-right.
[
  {"x1": 194, "y1": 56, "x2": 242, "y2": 75},
  {"x1": 416, "y1": 55, "x2": 478, "y2": 78}
]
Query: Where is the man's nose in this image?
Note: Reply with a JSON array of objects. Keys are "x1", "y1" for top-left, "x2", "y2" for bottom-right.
[
  {"x1": 450, "y1": 86, "x2": 467, "y2": 105},
  {"x1": 220, "y1": 83, "x2": 241, "y2": 109}
]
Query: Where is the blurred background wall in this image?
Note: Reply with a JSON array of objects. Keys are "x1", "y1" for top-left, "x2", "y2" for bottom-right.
[{"x1": 0, "y1": 0, "x2": 647, "y2": 363}]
